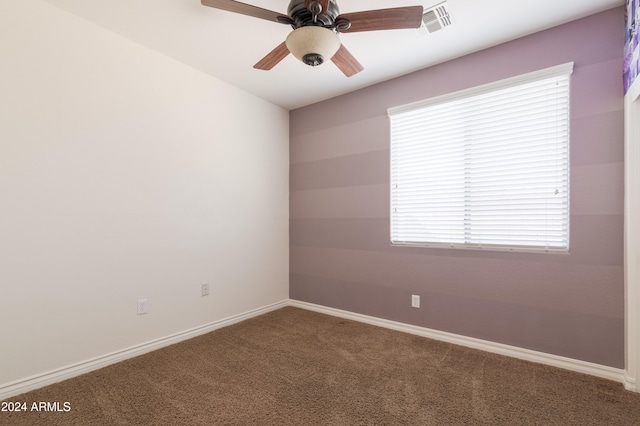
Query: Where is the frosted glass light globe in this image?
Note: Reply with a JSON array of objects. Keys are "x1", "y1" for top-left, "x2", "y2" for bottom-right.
[{"x1": 285, "y1": 26, "x2": 341, "y2": 66}]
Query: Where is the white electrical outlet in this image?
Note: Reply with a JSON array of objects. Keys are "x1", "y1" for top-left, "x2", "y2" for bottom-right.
[
  {"x1": 137, "y1": 298, "x2": 149, "y2": 315},
  {"x1": 201, "y1": 283, "x2": 210, "y2": 297},
  {"x1": 411, "y1": 295, "x2": 420, "y2": 308}
]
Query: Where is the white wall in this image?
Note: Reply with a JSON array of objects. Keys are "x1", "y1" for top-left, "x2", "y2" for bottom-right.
[
  {"x1": 0, "y1": 0, "x2": 289, "y2": 390},
  {"x1": 625, "y1": 79, "x2": 640, "y2": 392}
]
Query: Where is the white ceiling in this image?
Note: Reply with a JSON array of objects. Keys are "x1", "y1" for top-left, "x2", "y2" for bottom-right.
[{"x1": 41, "y1": 0, "x2": 623, "y2": 110}]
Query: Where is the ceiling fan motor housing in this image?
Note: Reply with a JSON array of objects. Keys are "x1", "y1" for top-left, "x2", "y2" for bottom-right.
[{"x1": 287, "y1": 0, "x2": 340, "y2": 28}]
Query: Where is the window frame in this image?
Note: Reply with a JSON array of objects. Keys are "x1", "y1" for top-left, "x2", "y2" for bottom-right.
[{"x1": 388, "y1": 63, "x2": 573, "y2": 253}]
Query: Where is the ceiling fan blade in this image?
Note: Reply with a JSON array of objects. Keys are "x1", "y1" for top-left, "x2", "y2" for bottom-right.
[
  {"x1": 254, "y1": 42, "x2": 290, "y2": 70},
  {"x1": 331, "y1": 44, "x2": 363, "y2": 77},
  {"x1": 338, "y1": 6, "x2": 424, "y2": 33},
  {"x1": 201, "y1": 0, "x2": 284, "y2": 23},
  {"x1": 305, "y1": 0, "x2": 330, "y2": 13}
]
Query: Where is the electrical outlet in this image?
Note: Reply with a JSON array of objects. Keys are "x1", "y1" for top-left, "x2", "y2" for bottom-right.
[
  {"x1": 411, "y1": 294, "x2": 420, "y2": 308},
  {"x1": 137, "y1": 298, "x2": 149, "y2": 315},
  {"x1": 201, "y1": 283, "x2": 210, "y2": 297}
]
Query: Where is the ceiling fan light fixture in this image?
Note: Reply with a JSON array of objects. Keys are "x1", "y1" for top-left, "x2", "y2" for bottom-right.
[{"x1": 285, "y1": 26, "x2": 341, "y2": 67}]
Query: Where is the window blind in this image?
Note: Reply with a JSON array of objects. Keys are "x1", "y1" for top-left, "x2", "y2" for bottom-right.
[{"x1": 389, "y1": 63, "x2": 572, "y2": 252}]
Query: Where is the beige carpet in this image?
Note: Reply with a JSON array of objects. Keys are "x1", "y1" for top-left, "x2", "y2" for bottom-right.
[{"x1": 2, "y1": 307, "x2": 640, "y2": 425}]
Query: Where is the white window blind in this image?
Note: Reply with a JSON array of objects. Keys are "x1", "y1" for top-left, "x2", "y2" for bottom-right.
[{"x1": 389, "y1": 63, "x2": 572, "y2": 252}]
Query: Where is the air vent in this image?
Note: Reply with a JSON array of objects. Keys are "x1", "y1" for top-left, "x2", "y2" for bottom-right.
[{"x1": 420, "y1": 2, "x2": 453, "y2": 34}]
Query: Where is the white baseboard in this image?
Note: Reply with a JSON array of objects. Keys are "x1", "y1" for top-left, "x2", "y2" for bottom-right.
[
  {"x1": 288, "y1": 300, "x2": 630, "y2": 388},
  {"x1": 0, "y1": 300, "x2": 289, "y2": 401},
  {"x1": 624, "y1": 372, "x2": 637, "y2": 392},
  {"x1": 2, "y1": 298, "x2": 634, "y2": 401}
]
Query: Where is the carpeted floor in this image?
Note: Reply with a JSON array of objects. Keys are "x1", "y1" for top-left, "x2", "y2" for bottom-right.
[{"x1": 2, "y1": 307, "x2": 640, "y2": 425}]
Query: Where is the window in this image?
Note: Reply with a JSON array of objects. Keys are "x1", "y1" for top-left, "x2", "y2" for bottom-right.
[{"x1": 389, "y1": 63, "x2": 572, "y2": 252}]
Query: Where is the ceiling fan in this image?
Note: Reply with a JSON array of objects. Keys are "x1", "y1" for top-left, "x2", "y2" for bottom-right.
[{"x1": 201, "y1": 0, "x2": 424, "y2": 77}]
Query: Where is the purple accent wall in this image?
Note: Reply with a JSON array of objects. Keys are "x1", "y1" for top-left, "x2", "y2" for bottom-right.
[{"x1": 290, "y1": 8, "x2": 625, "y2": 367}]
